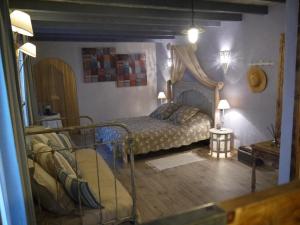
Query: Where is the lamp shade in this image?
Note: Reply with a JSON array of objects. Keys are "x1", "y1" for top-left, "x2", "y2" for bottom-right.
[
  {"x1": 10, "y1": 10, "x2": 33, "y2": 36},
  {"x1": 187, "y1": 27, "x2": 199, "y2": 44},
  {"x1": 157, "y1": 92, "x2": 166, "y2": 99},
  {"x1": 18, "y1": 43, "x2": 36, "y2": 58},
  {"x1": 187, "y1": 27, "x2": 204, "y2": 44},
  {"x1": 217, "y1": 99, "x2": 230, "y2": 110}
]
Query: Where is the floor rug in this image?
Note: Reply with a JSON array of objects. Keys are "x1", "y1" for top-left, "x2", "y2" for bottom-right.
[{"x1": 146, "y1": 152, "x2": 206, "y2": 171}]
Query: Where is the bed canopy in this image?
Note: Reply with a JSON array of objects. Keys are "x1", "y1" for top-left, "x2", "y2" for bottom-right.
[{"x1": 166, "y1": 43, "x2": 224, "y2": 124}]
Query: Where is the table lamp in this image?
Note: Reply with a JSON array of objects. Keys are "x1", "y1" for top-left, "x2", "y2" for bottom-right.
[
  {"x1": 158, "y1": 92, "x2": 166, "y2": 104},
  {"x1": 217, "y1": 99, "x2": 230, "y2": 129}
]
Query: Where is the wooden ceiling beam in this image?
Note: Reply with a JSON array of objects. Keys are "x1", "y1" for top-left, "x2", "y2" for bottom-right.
[
  {"x1": 28, "y1": 11, "x2": 221, "y2": 27},
  {"x1": 33, "y1": 33, "x2": 175, "y2": 42},
  {"x1": 32, "y1": 21, "x2": 209, "y2": 34},
  {"x1": 33, "y1": 26, "x2": 181, "y2": 36},
  {"x1": 33, "y1": 22, "x2": 183, "y2": 41},
  {"x1": 9, "y1": 0, "x2": 243, "y2": 21},
  {"x1": 259, "y1": 0, "x2": 285, "y2": 2},
  {"x1": 16, "y1": 0, "x2": 269, "y2": 14},
  {"x1": 32, "y1": 21, "x2": 218, "y2": 35}
]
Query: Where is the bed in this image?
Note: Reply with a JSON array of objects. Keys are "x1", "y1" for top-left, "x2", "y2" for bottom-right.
[
  {"x1": 25, "y1": 121, "x2": 137, "y2": 225},
  {"x1": 97, "y1": 81, "x2": 215, "y2": 161},
  {"x1": 33, "y1": 149, "x2": 134, "y2": 225}
]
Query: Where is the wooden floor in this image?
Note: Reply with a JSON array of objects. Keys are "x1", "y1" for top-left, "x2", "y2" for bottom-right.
[{"x1": 100, "y1": 143, "x2": 277, "y2": 224}]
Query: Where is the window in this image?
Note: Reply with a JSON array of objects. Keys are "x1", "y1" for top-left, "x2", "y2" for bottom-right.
[{"x1": 18, "y1": 52, "x2": 29, "y2": 126}]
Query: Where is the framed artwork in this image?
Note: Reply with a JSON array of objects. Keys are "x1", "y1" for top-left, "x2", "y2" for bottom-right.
[
  {"x1": 82, "y1": 48, "x2": 116, "y2": 83},
  {"x1": 116, "y1": 54, "x2": 147, "y2": 87}
]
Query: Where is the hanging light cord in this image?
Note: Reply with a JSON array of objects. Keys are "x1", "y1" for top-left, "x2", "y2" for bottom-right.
[{"x1": 191, "y1": 0, "x2": 195, "y2": 27}]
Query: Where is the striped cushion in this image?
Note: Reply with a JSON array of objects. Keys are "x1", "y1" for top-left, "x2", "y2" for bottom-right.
[
  {"x1": 168, "y1": 105, "x2": 200, "y2": 124},
  {"x1": 56, "y1": 133, "x2": 73, "y2": 149},
  {"x1": 49, "y1": 141, "x2": 81, "y2": 177},
  {"x1": 58, "y1": 170, "x2": 102, "y2": 209},
  {"x1": 33, "y1": 133, "x2": 73, "y2": 151},
  {"x1": 28, "y1": 159, "x2": 75, "y2": 215},
  {"x1": 25, "y1": 126, "x2": 46, "y2": 154},
  {"x1": 32, "y1": 133, "x2": 81, "y2": 176},
  {"x1": 150, "y1": 103, "x2": 181, "y2": 120},
  {"x1": 32, "y1": 142, "x2": 76, "y2": 178}
]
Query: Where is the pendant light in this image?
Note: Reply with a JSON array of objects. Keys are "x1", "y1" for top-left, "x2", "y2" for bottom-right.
[
  {"x1": 187, "y1": 0, "x2": 202, "y2": 43},
  {"x1": 188, "y1": 27, "x2": 199, "y2": 44}
]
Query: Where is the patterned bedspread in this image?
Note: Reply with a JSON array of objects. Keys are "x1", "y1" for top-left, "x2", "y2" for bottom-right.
[{"x1": 96, "y1": 112, "x2": 211, "y2": 156}]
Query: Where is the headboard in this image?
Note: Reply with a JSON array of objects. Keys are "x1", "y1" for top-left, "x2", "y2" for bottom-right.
[{"x1": 173, "y1": 80, "x2": 215, "y2": 119}]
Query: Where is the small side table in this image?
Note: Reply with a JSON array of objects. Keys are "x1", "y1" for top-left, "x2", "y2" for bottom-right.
[
  {"x1": 40, "y1": 113, "x2": 62, "y2": 128},
  {"x1": 251, "y1": 140, "x2": 279, "y2": 192},
  {"x1": 209, "y1": 128, "x2": 233, "y2": 158}
]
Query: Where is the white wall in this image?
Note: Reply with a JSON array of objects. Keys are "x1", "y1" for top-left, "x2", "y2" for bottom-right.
[
  {"x1": 34, "y1": 42, "x2": 158, "y2": 122},
  {"x1": 223, "y1": 4, "x2": 285, "y2": 147}
]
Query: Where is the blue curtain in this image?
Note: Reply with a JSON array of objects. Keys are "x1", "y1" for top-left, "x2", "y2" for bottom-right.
[{"x1": 0, "y1": 52, "x2": 28, "y2": 225}]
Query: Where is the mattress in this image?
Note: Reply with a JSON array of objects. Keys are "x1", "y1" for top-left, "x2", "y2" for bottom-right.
[
  {"x1": 97, "y1": 112, "x2": 211, "y2": 156},
  {"x1": 37, "y1": 149, "x2": 134, "y2": 225}
]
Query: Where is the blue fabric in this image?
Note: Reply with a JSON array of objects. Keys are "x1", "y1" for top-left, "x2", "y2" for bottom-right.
[
  {"x1": 58, "y1": 170, "x2": 102, "y2": 209},
  {"x1": 0, "y1": 50, "x2": 28, "y2": 225}
]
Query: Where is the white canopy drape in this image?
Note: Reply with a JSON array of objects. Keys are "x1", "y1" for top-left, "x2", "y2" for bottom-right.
[{"x1": 167, "y1": 44, "x2": 224, "y2": 124}]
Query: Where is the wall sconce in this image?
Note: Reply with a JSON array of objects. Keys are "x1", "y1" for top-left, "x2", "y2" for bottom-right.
[
  {"x1": 17, "y1": 42, "x2": 36, "y2": 74},
  {"x1": 18, "y1": 42, "x2": 36, "y2": 58},
  {"x1": 220, "y1": 50, "x2": 231, "y2": 74},
  {"x1": 10, "y1": 10, "x2": 35, "y2": 58},
  {"x1": 167, "y1": 58, "x2": 172, "y2": 67},
  {"x1": 10, "y1": 10, "x2": 35, "y2": 127},
  {"x1": 10, "y1": 10, "x2": 33, "y2": 37}
]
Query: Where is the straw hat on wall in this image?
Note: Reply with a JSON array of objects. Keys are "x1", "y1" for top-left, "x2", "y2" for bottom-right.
[{"x1": 247, "y1": 66, "x2": 267, "y2": 93}]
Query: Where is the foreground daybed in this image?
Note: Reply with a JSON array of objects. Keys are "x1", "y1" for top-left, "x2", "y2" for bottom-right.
[{"x1": 26, "y1": 123, "x2": 137, "y2": 225}]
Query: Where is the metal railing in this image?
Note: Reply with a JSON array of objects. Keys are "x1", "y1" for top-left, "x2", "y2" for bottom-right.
[
  {"x1": 25, "y1": 120, "x2": 137, "y2": 225},
  {"x1": 36, "y1": 115, "x2": 94, "y2": 128}
]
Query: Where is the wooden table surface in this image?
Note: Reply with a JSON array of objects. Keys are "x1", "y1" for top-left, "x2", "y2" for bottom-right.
[
  {"x1": 251, "y1": 140, "x2": 279, "y2": 192},
  {"x1": 251, "y1": 141, "x2": 279, "y2": 156}
]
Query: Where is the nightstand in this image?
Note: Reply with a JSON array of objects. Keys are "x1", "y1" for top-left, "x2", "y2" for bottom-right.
[
  {"x1": 40, "y1": 113, "x2": 62, "y2": 128},
  {"x1": 209, "y1": 128, "x2": 233, "y2": 158}
]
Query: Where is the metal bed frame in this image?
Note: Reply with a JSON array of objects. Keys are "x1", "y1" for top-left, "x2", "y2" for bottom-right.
[
  {"x1": 36, "y1": 115, "x2": 94, "y2": 128},
  {"x1": 26, "y1": 117, "x2": 137, "y2": 225}
]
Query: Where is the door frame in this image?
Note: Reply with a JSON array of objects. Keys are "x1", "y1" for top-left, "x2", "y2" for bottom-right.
[{"x1": 0, "y1": 1, "x2": 36, "y2": 225}]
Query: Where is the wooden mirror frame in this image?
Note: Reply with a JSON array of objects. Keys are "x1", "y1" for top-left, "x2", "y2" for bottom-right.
[
  {"x1": 275, "y1": 33, "x2": 285, "y2": 142},
  {"x1": 292, "y1": 33, "x2": 300, "y2": 179}
]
